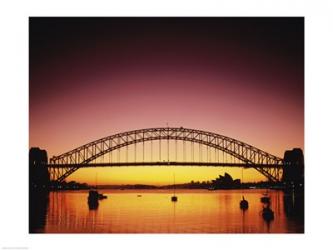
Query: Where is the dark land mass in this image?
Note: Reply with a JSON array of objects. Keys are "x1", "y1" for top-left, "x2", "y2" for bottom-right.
[
  {"x1": 49, "y1": 172, "x2": 289, "y2": 190},
  {"x1": 93, "y1": 181, "x2": 285, "y2": 190}
]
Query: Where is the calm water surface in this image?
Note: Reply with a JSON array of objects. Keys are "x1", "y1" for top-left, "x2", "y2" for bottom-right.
[{"x1": 32, "y1": 189, "x2": 303, "y2": 233}]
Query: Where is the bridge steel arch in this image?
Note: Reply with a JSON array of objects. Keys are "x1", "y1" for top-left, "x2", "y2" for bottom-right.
[{"x1": 49, "y1": 127, "x2": 284, "y2": 182}]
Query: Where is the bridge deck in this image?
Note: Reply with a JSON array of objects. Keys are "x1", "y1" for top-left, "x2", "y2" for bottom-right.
[{"x1": 47, "y1": 162, "x2": 283, "y2": 168}]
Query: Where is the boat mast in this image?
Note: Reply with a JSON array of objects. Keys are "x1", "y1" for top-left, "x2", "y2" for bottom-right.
[
  {"x1": 173, "y1": 173, "x2": 175, "y2": 196},
  {"x1": 241, "y1": 168, "x2": 245, "y2": 200},
  {"x1": 95, "y1": 171, "x2": 98, "y2": 190},
  {"x1": 241, "y1": 168, "x2": 243, "y2": 189}
]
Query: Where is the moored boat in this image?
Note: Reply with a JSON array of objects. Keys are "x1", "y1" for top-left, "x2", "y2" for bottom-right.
[
  {"x1": 88, "y1": 189, "x2": 107, "y2": 203},
  {"x1": 260, "y1": 192, "x2": 271, "y2": 204},
  {"x1": 240, "y1": 196, "x2": 249, "y2": 209},
  {"x1": 88, "y1": 190, "x2": 99, "y2": 209},
  {"x1": 88, "y1": 190, "x2": 99, "y2": 202}
]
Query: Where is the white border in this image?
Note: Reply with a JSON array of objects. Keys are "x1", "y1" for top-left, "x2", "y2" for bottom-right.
[{"x1": 1, "y1": 0, "x2": 333, "y2": 250}]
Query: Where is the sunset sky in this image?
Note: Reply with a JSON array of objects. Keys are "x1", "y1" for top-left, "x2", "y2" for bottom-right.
[{"x1": 29, "y1": 17, "x2": 304, "y2": 185}]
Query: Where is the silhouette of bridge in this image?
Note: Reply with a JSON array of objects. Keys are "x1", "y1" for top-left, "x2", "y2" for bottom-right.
[{"x1": 48, "y1": 127, "x2": 285, "y2": 182}]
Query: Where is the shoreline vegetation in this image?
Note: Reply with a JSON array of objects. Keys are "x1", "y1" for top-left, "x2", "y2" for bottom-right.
[
  {"x1": 49, "y1": 172, "x2": 293, "y2": 191},
  {"x1": 50, "y1": 182, "x2": 285, "y2": 190}
]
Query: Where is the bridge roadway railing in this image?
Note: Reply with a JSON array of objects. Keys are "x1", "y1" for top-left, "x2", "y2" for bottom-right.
[{"x1": 48, "y1": 162, "x2": 284, "y2": 168}]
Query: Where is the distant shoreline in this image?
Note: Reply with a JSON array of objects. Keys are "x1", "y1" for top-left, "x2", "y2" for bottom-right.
[
  {"x1": 48, "y1": 178, "x2": 300, "y2": 191},
  {"x1": 50, "y1": 183, "x2": 287, "y2": 191}
]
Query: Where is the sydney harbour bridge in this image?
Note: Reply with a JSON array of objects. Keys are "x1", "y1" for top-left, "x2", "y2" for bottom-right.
[{"x1": 42, "y1": 127, "x2": 302, "y2": 183}]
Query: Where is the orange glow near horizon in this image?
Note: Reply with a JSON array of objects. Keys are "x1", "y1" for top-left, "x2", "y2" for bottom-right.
[{"x1": 65, "y1": 167, "x2": 267, "y2": 186}]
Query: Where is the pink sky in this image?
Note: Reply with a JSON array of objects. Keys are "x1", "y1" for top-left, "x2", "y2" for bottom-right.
[{"x1": 29, "y1": 18, "x2": 303, "y2": 183}]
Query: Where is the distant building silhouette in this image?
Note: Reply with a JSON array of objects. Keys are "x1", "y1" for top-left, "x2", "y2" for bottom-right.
[{"x1": 211, "y1": 173, "x2": 241, "y2": 189}]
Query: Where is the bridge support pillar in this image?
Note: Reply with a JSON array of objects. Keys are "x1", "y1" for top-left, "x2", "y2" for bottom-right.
[
  {"x1": 29, "y1": 147, "x2": 50, "y2": 190},
  {"x1": 282, "y1": 148, "x2": 304, "y2": 189}
]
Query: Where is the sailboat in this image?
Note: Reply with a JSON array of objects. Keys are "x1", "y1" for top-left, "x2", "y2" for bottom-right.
[
  {"x1": 239, "y1": 168, "x2": 248, "y2": 209},
  {"x1": 262, "y1": 193, "x2": 274, "y2": 221},
  {"x1": 260, "y1": 189, "x2": 271, "y2": 204},
  {"x1": 88, "y1": 172, "x2": 107, "y2": 207},
  {"x1": 171, "y1": 173, "x2": 178, "y2": 202},
  {"x1": 240, "y1": 196, "x2": 248, "y2": 209},
  {"x1": 260, "y1": 188, "x2": 274, "y2": 221}
]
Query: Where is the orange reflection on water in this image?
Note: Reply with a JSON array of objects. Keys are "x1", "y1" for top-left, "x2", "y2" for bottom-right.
[{"x1": 43, "y1": 189, "x2": 303, "y2": 233}]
